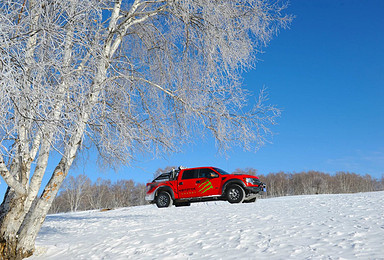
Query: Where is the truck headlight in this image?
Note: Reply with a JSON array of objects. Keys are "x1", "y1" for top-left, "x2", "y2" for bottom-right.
[
  {"x1": 245, "y1": 178, "x2": 262, "y2": 185},
  {"x1": 245, "y1": 178, "x2": 253, "y2": 184}
]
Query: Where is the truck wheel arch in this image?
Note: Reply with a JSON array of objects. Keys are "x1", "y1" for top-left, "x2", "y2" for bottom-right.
[
  {"x1": 155, "y1": 186, "x2": 175, "y2": 200},
  {"x1": 222, "y1": 180, "x2": 246, "y2": 195}
]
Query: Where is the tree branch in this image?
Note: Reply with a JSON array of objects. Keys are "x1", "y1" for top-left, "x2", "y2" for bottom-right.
[{"x1": 0, "y1": 154, "x2": 26, "y2": 195}]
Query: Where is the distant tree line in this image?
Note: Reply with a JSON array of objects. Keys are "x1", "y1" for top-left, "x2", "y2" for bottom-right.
[
  {"x1": 49, "y1": 175, "x2": 147, "y2": 214},
  {"x1": 233, "y1": 168, "x2": 384, "y2": 197},
  {"x1": 50, "y1": 169, "x2": 384, "y2": 214}
]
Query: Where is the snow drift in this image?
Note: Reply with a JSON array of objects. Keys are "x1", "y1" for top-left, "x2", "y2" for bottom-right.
[{"x1": 28, "y1": 191, "x2": 384, "y2": 259}]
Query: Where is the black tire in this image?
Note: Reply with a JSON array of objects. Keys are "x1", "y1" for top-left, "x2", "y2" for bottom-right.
[
  {"x1": 226, "y1": 184, "x2": 245, "y2": 204},
  {"x1": 155, "y1": 191, "x2": 173, "y2": 208}
]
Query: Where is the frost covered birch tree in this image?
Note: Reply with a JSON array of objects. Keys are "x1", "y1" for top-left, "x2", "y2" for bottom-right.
[{"x1": 0, "y1": 0, "x2": 291, "y2": 258}]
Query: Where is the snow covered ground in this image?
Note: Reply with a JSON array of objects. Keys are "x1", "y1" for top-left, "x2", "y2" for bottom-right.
[{"x1": 29, "y1": 191, "x2": 384, "y2": 260}]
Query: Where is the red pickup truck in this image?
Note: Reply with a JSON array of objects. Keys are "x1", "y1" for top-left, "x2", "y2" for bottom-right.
[{"x1": 145, "y1": 166, "x2": 266, "y2": 208}]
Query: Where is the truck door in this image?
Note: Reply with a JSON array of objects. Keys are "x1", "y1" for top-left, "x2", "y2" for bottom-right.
[
  {"x1": 178, "y1": 169, "x2": 200, "y2": 198},
  {"x1": 178, "y1": 168, "x2": 221, "y2": 199},
  {"x1": 196, "y1": 168, "x2": 221, "y2": 197}
]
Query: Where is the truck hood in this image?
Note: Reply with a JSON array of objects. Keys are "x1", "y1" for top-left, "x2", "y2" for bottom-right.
[{"x1": 231, "y1": 174, "x2": 260, "y2": 179}]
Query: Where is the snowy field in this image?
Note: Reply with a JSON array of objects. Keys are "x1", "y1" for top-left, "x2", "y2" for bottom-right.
[{"x1": 29, "y1": 191, "x2": 384, "y2": 260}]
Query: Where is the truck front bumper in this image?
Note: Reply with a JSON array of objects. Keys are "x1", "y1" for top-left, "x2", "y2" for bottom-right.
[
  {"x1": 145, "y1": 193, "x2": 155, "y2": 202},
  {"x1": 244, "y1": 184, "x2": 266, "y2": 194}
]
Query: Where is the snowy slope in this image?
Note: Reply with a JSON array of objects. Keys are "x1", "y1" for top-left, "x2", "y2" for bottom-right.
[{"x1": 29, "y1": 192, "x2": 384, "y2": 260}]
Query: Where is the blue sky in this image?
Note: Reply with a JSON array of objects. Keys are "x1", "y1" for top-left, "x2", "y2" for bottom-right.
[
  {"x1": 75, "y1": 0, "x2": 383, "y2": 184},
  {"x1": 1, "y1": 0, "x2": 383, "y2": 197},
  {"x1": 250, "y1": 0, "x2": 384, "y2": 179}
]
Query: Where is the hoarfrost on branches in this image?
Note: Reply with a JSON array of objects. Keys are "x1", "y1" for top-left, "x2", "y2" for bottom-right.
[{"x1": 0, "y1": 0, "x2": 291, "y2": 258}]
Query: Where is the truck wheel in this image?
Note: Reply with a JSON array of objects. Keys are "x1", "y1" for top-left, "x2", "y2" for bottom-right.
[
  {"x1": 156, "y1": 191, "x2": 173, "y2": 208},
  {"x1": 226, "y1": 184, "x2": 245, "y2": 204}
]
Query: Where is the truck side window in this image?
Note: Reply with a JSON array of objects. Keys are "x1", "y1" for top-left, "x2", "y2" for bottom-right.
[
  {"x1": 182, "y1": 170, "x2": 198, "y2": 179},
  {"x1": 198, "y1": 168, "x2": 213, "y2": 178}
]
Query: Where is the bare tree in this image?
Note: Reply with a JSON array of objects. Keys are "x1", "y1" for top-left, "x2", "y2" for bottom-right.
[
  {"x1": 233, "y1": 167, "x2": 258, "y2": 176},
  {"x1": 111, "y1": 179, "x2": 135, "y2": 208},
  {"x1": 47, "y1": 194, "x2": 67, "y2": 214},
  {"x1": 258, "y1": 171, "x2": 382, "y2": 197},
  {"x1": 60, "y1": 174, "x2": 91, "y2": 212},
  {"x1": 73, "y1": 179, "x2": 146, "y2": 210},
  {"x1": 85, "y1": 178, "x2": 112, "y2": 210},
  {"x1": 50, "y1": 177, "x2": 147, "y2": 212},
  {"x1": 0, "y1": 0, "x2": 291, "y2": 258},
  {"x1": 132, "y1": 183, "x2": 148, "y2": 206}
]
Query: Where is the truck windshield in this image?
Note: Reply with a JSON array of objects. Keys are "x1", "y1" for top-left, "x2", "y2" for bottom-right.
[{"x1": 213, "y1": 168, "x2": 230, "y2": 175}]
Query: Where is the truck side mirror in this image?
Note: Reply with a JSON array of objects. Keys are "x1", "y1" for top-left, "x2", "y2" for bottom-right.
[{"x1": 210, "y1": 173, "x2": 219, "y2": 178}]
